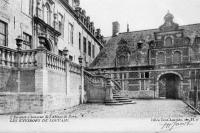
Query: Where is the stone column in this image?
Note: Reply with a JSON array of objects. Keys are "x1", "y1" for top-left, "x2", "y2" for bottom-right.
[
  {"x1": 78, "y1": 55, "x2": 84, "y2": 104},
  {"x1": 63, "y1": 47, "x2": 70, "y2": 96},
  {"x1": 16, "y1": 36, "x2": 23, "y2": 113},
  {"x1": 35, "y1": 36, "x2": 48, "y2": 94},
  {"x1": 122, "y1": 73, "x2": 125, "y2": 91},
  {"x1": 105, "y1": 76, "x2": 114, "y2": 102}
]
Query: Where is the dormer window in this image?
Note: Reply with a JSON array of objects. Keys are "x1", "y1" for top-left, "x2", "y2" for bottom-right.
[
  {"x1": 165, "y1": 37, "x2": 173, "y2": 46},
  {"x1": 118, "y1": 55, "x2": 126, "y2": 65},
  {"x1": 137, "y1": 40, "x2": 143, "y2": 49},
  {"x1": 194, "y1": 37, "x2": 200, "y2": 44}
]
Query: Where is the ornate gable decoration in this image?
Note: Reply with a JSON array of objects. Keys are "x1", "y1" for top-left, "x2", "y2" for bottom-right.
[
  {"x1": 116, "y1": 38, "x2": 131, "y2": 66},
  {"x1": 159, "y1": 12, "x2": 179, "y2": 32},
  {"x1": 116, "y1": 38, "x2": 131, "y2": 55}
]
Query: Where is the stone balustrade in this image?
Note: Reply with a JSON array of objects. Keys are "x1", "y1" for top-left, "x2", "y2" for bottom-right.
[
  {"x1": 20, "y1": 50, "x2": 37, "y2": 68},
  {"x1": 69, "y1": 62, "x2": 81, "y2": 74},
  {"x1": 0, "y1": 46, "x2": 16, "y2": 67},
  {"x1": 84, "y1": 70, "x2": 107, "y2": 87},
  {"x1": 46, "y1": 52, "x2": 65, "y2": 71},
  {"x1": 0, "y1": 46, "x2": 38, "y2": 68}
]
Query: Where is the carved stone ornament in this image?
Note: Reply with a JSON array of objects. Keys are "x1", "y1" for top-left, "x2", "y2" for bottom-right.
[{"x1": 159, "y1": 12, "x2": 179, "y2": 32}]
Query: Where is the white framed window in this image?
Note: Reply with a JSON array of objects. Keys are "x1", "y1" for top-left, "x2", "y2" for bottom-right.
[
  {"x1": 22, "y1": 32, "x2": 32, "y2": 50},
  {"x1": 0, "y1": 21, "x2": 7, "y2": 46},
  {"x1": 69, "y1": 23, "x2": 74, "y2": 45},
  {"x1": 58, "y1": 13, "x2": 64, "y2": 37}
]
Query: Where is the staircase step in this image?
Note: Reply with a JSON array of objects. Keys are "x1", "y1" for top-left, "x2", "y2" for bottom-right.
[
  {"x1": 105, "y1": 103, "x2": 124, "y2": 105},
  {"x1": 117, "y1": 99, "x2": 133, "y2": 102},
  {"x1": 120, "y1": 101, "x2": 136, "y2": 104},
  {"x1": 114, "y1": 97, "x2": 131, "y2": 100}
]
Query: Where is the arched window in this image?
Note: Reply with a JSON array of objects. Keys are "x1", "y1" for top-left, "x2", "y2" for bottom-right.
[
  {"x1": 165, "y1": 37, "x2": 173, "y2": 46},
  {"x1": 157, "y1": 52, "x2": 165, "y2": 64},
  {"x1": 44, "y1": 3, "x2": 51, "y2": 25},
  {"x1": 173, "y1": 51, "x2": 181, "y2": 64},
  {"x1": 118, "y1": 55, "x2": 126, "y2": 65}
]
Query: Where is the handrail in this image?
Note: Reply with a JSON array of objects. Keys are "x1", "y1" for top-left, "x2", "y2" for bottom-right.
[
  {"x1": 111, "y1": 79, "x2": 122, "y2": 91},
  {"x1": 0, "y1": 45, "x2": 17, "y2": 52},
  {"x1": 84, "y1": 70, "x2": 107, "y2": 79}
]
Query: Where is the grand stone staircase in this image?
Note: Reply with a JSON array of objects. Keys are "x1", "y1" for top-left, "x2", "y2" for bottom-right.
[{"x1": 105, "y1": 80, "x2": 136, "y2": 105}]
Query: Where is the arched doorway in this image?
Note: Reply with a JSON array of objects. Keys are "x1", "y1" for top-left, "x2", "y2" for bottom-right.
[{"x1": 158, "y1": 73, "x2": 181, "y2": 99}]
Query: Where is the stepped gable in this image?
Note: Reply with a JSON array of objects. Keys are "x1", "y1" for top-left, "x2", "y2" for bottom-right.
[{"x1": 90, "y1": 23, "x2": 200, "y2": 69}]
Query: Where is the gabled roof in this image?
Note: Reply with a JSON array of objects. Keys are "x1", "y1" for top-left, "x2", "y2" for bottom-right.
[{"x1": 89, "y1": 23, "x2": 200, "y2": 69}]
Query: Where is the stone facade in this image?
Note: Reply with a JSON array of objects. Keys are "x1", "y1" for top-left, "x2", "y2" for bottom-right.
[
  {"x1": 0, "y1": 0, "x2": 104, "y2": 65},
  {"x1": 0, "y1": 0, "x2": 104, "y2": 114},
  {"x1": 89, "y1": 12, "x2": 200, "y2": 100}
]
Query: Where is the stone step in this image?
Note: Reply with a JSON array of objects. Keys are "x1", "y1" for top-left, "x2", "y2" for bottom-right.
[
  {"x1": 114, "y1": 97, "x2": 131, "y2": 100},
  {"x1": 105, "y1": 102, "x2": 124, "y2": 105},
  {"x1": 116, "y1": 99, "x2": 133, "y2": 102},
  {"x1": 120, "y1": 101, "x2": 136, "y2": 104}
]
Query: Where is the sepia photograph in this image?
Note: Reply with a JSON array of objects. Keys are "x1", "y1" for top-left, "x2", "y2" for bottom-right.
[{"x1": 0, "y1": 0, "x2": 200, "y2": 132}]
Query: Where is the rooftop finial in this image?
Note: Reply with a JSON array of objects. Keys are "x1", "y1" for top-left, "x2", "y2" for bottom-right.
[{"x1": 127, "y1": 23, "x2": 130, "y2": 32}]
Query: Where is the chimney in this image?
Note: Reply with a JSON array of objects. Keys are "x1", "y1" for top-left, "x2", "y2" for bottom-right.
[{"x1": 112, "y1": 21, "x2": 120, "y2": 36}]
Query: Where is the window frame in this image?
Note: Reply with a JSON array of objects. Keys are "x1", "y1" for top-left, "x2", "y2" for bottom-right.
[
  {"x1": 83, "y1": 37, "x2": 87, "y2": 53},
  {"x1": 79, "y1": 32, "x2": 81, "y2": 50},
  {"x1": 22, "y1": 32, "x2": 32, "y2": 50},
  {"x1": 88, "y1": 41, "x2": 91, "y2": 56},
  {"x1": 156, "y1": 51, "x2": 166, "y2": 65},
  {"x1": 173, "y1": 50, "x2": 182, "y2": 64},
  {"x1": 69, "y1": 23, "x2": 74, "y2": 45},
  {"x1": 0, "y1": 20, "x2": 7, "y2": 46},
  {"x1": 164, "y1": 36, "x2": 173, "y2": 47}
]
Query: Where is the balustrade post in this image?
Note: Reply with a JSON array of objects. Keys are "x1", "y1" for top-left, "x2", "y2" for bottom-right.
[
  {"x1": 1, "y1": 49, "x2": 6, "y2": 66},
  {"x1": 36, "y1": 35, "x2": 47, "y2": 69},
  {"x1": 105, "y1": 75, "x2": 114, "y2": 102},
  {"x1": 63, "y1": 47, "x2": 70, "y2": 95}
]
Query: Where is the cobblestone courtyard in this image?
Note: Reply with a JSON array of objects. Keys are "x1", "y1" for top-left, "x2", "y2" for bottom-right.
[{"x1": 52, "y1": 100, "x2": 197, "y2": 119}]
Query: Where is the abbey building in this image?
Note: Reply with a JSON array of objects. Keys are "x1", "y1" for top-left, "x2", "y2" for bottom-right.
[{"x1": 89, "y1": 12, "x2": 200, "y2": 99}]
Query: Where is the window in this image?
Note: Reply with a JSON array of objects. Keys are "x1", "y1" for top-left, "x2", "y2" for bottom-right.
[
  {"x1": 145, "y1": 72, "x2": 149, "y2": 79},
  {"x1": 0, "y1": 21, "x2": 7, "y2": 46},
  {"x1": 69, "y1": 23, "x2": 74, "y2": 45},
  {"x1": 44, "y1": 3, "x2": 51, "y2": 25},
  {"x1": 92, "y1": 45, "x2": 95, "y2": 58},
  {"x1": 58, "y1": 13, "x2": 64, "y2": 37},
  {"x1": 22, "y1": 33, "x2": 32, "y2": 50},
  {"x1": 88, "y1": 41, "x2": 91, "y2": 56},
  {"x1": 157, "y1": 52, "x2": 165, "y2": 64},
  {"x1": 83, "y1": 37, "x2": 87, "y2": 53},
  {"x1": 165, "y1": 37, "x2": 173, "y2": 46},
  {"x1": 118, "y1": 55, "x2": 126, "y2": 65},
  {"x1": 21, "y1": 0, "x2": 32, "y2": 15},
  {"x1": 79, "y1": 32, "x2": 81, "y2": 50},
  {"x1": 173, "y1": 51, "x2": 181, "y2": 64}
]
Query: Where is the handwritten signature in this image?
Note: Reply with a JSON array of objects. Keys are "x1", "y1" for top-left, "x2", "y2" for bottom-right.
[{"x1": 151, "y1": 117, "x2": 199, "y2": 131}]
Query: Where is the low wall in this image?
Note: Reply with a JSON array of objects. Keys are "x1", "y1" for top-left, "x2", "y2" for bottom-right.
[
  {"x1": 118, "y1": 90, "x2": 156, "y2": 99},
  {"x1": 0, "y1": 93, "x2": 43, "y2": 114},
  {"x1": 86, "y1": 86, "x2": 106, "y2": 103}
]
